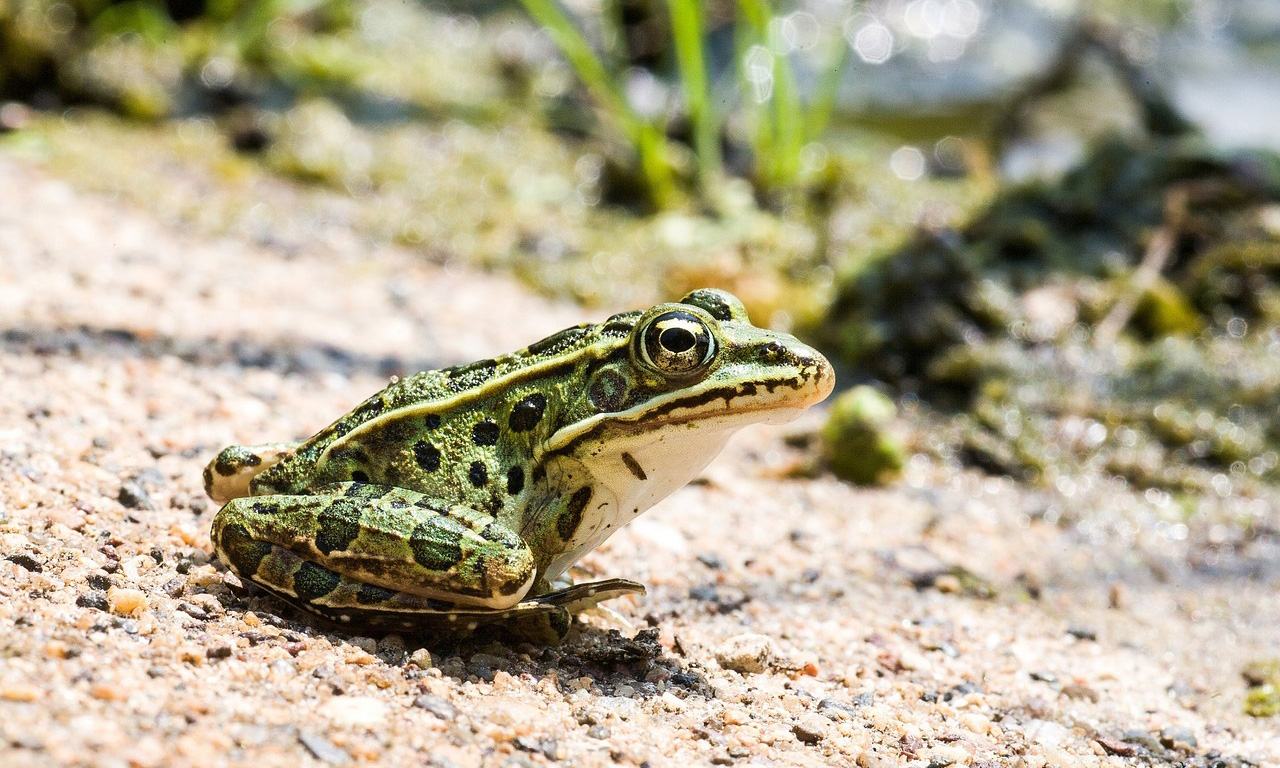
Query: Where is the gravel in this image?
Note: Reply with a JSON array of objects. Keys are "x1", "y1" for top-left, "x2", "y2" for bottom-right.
[{"x1": 1, "y1": 154, "x2": 1278, "y2": 767}]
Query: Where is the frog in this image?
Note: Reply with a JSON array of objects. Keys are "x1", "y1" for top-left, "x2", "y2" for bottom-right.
[{"x1": 204, "y1": 288, "x2": 834, "y2": 642}]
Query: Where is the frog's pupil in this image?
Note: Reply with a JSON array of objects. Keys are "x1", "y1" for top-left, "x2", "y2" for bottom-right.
[{"x1": 660, "y1": 327, "x2": 696, "y2": 353}]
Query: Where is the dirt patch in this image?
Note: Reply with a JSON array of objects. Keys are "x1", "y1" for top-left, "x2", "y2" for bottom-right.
[{"x1": 1, "y1": 156, "x2": 1276, "y2": 767}]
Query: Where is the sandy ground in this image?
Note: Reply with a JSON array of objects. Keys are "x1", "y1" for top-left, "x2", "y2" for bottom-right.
[{"x1": 1, "y1": 153, "x2": 1278, "y2": 767}]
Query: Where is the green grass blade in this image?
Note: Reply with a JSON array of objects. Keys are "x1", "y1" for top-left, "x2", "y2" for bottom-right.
[
  {"x1": 666, "y1": 0, "x2": 721, "y2": 185},
  {"x1": 515, "y1": 0, "x2": 678, "y2": 207},
  {"x1": 806, "y1": 27, "x2": 850, "y2": 142}
]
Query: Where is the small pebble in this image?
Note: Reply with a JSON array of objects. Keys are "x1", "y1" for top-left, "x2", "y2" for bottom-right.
[
  {"x1": 319, "y1": 695, "x2": 387, "y2": 727},
  {"x1": 1, "y1": 684, "x2": 39, "y2": 702},
  {"x1": 793, "y1": 713, "x2": 828, "y2": 744},
  {"x1": 413, "y1": 694, "x2": 458, "y2": 720},
  {"x1": 715, "y1": 633, "x2": 774, "y2": 674},
  {"x1": 6, "y1": 553, "x2": 42, "y2": 572},
  {"x1": 1067, "y1": 625, "x2": 1098, "y2": 641},
  {"x1": 1061, "y1": 683, "x2": 1099, "y2": 701},
  {"x1": 76, "y1": 593, "x2": 109, "y2": 612},
  {"x1": 117, "y1": 481, "x2": 156, "y2": 511},
  {"x1": 816, "y1": 698, "x2": 860, "y2": 720},
  {"x1": 1159, "y1": 726, "x2": 1197, "y2": 752},
  {"x1": 106, "y1": 587, "x2": 148, "y2": 616},
  {"x1": 298, "y1": 730, "x2": 351, "y2": 766}
]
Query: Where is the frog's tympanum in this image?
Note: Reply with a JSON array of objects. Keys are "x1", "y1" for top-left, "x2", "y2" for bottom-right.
[{"x1": 205, "y1": 289, "x2": 834, "y2": 641}]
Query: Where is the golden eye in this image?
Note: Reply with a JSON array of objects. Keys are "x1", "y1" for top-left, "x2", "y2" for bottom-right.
[{"x1": 637, "y1": 311, "x2": 715, "y2": 377}]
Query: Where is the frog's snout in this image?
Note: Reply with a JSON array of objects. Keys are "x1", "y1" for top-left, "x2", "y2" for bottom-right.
[
  {"x1": 750, "y1": 334, "x2": 835, "y2": 407},
  {"x1": 791, "y1": 340, "x2": 836, "y2": 406}
]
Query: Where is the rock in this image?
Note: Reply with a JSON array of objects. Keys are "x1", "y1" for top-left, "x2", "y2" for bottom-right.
[
  {"x1": 792, "y1": 713, "x2": 828, "y2": 744},
  {"x1": 413, "y1": 694, "x2": 458, "y2": 720},
  {"x1": 117, "y1": 481, "x2": 155, "y2": 511},
  {"x1": 318, "y1": 696, "x2": 387, "y2": 728},
  {"x1": 106, "y1": 587, "x2": 148, "y2": 615},
  {"x1": 408, "y1": 647, "x2": 434, "y2": 669},
  {"x1": 1118, "y1": 729, "x2": 1162, "y2": 753},
  {"x1": 715, "y1": 633, "x2": 775, "y2": 674},
  {"x1": 821, "y1": 386, "x2": 906, "y2": 486},
  {"x1": 298, "y1": 730, "x2": 351, "y2": 765},
  {"x1": 1096, "y1": 737, "x2": 1138, "y2": 757},
  {"x1": 6, "y1": 553, "x2": 42, "y2": 572},
  {"x1": 1159, "y1": 726, "x2": 1197, "y2": 752},
  {"x1": 817, "y1": 698, "x2": 861, "y2": 720}
]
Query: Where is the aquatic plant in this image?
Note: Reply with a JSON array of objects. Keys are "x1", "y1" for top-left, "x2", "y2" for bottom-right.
[{"x1": 514, "y1": 0, "x2": 848, "y2": 209}]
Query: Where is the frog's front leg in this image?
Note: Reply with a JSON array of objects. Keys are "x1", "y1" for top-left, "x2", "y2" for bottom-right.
[{"x1": 211, "y1": 482, "x2": 536, "y2": 625}]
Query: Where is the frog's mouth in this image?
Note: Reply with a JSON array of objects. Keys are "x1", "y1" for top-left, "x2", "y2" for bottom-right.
[{"x1": 544, "y1": 359, "x2": 834, "y2": 458}]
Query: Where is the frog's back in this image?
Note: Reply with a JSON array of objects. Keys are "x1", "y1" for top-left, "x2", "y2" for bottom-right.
[{"x1": 248, "y1": 314, "x2": 642, "y2": 513}]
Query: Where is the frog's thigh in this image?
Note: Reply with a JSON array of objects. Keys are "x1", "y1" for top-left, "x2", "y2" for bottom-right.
[{"x1": 211, "y1": 483, "x2": 535, "y2": 610}]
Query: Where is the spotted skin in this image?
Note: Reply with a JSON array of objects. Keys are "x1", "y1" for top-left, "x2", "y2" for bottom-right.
[{"x1": 205, "y1": 289, "x2": 834, "y2": 641}]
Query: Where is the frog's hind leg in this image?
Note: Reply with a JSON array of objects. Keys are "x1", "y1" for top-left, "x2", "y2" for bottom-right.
[
  {"x1": 204, "y1": 442, "x2": 299, "y2": 504},
  {"x1": 210, "y1": 482, "x2": 537, "y2": 624}
]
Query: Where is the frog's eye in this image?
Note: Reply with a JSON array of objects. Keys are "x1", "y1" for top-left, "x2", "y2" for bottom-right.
[{"x1": 636, "y1": 310, "x2": 716, "y2": 378}]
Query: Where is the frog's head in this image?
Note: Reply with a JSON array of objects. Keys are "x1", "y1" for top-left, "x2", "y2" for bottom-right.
[
  {"x1": 548, "y1": 289, "x2": 834, "y2": 454},
  {"x1": 536, "y1": 289, "x2": 834, "y2": 578}
]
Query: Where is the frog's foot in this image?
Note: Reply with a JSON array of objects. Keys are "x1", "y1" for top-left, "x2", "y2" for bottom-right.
[
  {"x1": 530, "y1": 578, "x2": 646, "y2": 613},
  {"x1": 204, "y1": 442, "x2": 298, "y2": 504},
  {"x1": 211, "y1": 482, "x2": 538, "y2": 629}
]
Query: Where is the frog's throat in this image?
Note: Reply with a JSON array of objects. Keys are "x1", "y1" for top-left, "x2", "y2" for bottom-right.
[{"x1": 535, "y1": 405, "x2": 806, "y2": 584}]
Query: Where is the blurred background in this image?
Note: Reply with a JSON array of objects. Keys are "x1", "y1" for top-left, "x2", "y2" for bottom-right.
[{"x1": 2, "y1": 0, "x2": 1279, "y2": 717}]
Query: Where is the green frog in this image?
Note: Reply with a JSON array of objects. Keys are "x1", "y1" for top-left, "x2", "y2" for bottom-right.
[{"x1": 205, "y1": 289, "x2": 833, "y2": 641}]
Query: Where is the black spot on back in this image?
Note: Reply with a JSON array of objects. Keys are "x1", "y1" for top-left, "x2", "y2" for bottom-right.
[
  {"x1": 472, "y1": 420, "x2": 500, "y2": 446},
  {"x1": 350, "y1": 470, "x2": 369, "y2": 483},
  {"x1": 293, "y1": 561, "x2": 341, "y2": 602},
  {"x1": 557, "y1": 486, "x2": 592, "y2": 540},
  {"x1": 600, "y1": 317, "x2": 636, "y2": 337},
  {"x1": 410, "y1": 518, "x2": 467, "y2": 571},
  {"x1": 217, "y1": 522, "x2": 271, "y2": 575},
  {"x1": 506, "y1": 465, "x2": 525, "y2": 495},
  {"x1": 328, "y1": 446, "x2": 369, "y2": 465},
  {"x1": 316, "y1": 498, "x2": 362, "y2": 555},
  {"x1": 356, "y1": 582, "x2": 397, "y2": 605},
  {"x1": 509, "y1": 393, "x2": 547, "y2": 433},
  {"x1": 526, "y1": 326, "x2": 588, "y2": 357},
  {"x1": 250, "y1": 501, "x2": 280, "y2": 515},
  {"x1": 468, "y1": 461, "x2": 488, "y2": 487},
  {"x1": 413, "y1": 441, "x2": 440, "y2": 472},
  {"x1": 425, "y1": 414, "x2": 442, "y2": 430},
  {"x1": 447, "y1": 359, "x2": 497, "y2": 392}
]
